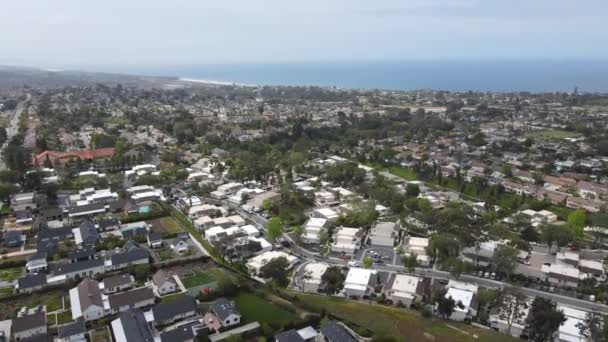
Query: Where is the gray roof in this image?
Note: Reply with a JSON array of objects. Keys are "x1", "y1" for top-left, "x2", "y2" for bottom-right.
[
  {"x1": 98, "y1": 218, "x2": 120, "y2": 229},
  {"x1": 320, "y1": 321, "x2": 356, "y2": 342},
  {"x1": 110, "y1": 247, "x2": 149, "y2": 266},
  {"x1": 159, "y1": 322, "x2": 196, "y2": 342},
  {"x1": 27, "y1": 251, "x2": 47, "y2": 262},
  {"x1": 12, "y1": 311, "x2": 46, "y2": 333},
  {"x1": 78, "y1": 221, "x2": 100, "y2": 244},
  {"x1": 68, "y1": 202, "x2": 105, "y2": 215},
  {"x1": 109, "y1": 287, "x2": 154, "y2": 309},
  {"x1": 57, "y1": 319, "x2": 85, "y2": 338},
  {"x1": 38, "y1": 227, "x2": 73, "y2": 241},
  {"x1": 103, "y1": 273, "x2": 133, "y2": 289},
  {"x1": 50, "y1": 258, "x2": 104, "y2": 276},
  {"x1": 115, "y1": 309, "x2": 154, "y2": 342},
  {"x1": 275, "y1": 329, "x2": 305, "y2": 342},
  {"x1": 67, "y1": 247, "x2": 96, "y2": 260},
  {"x1": 212, "y1": 298, "x2": 240, "y2": 321},
  {"x1": 17, "y1": 273, "x2": 47, "y2": 289},
  {"x1": 147, "y1": 232, "x2": 162, "y2": 242},
  {"x1": 152, "y1": 295, "x2": 197, "y2": 323},
  {"x1": 152, "y1": 269, "x2": 175, "y2": 287},
  {"x1": 76, "y1": 278, "x2": 103, "y2": 310}
]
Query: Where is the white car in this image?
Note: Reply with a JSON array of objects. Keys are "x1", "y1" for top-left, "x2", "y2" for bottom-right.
[{"x1": 348, "y1": 261, "x2": 360, "y2": 267}]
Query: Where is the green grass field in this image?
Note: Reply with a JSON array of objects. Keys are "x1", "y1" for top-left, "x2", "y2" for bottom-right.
[
  {"x1": 233, "y1": 292, "x2": 298, "y2": 326},
  {"x1": 292, "y1": 293, "x2": 518, "y2": 342},
  {"x1": 365, "y1": 162, "x2": 418, "y2": 181},
  {"x1": 0, "y1": 267, "x2": 23, "y2": 281},
  {"x1": 183, "y1": 271, "x2": 216, "y2": 288},
  {"x1": 153, "y1": 217, "x2": 186, "y2": 235},
  {"x1": 527, "y1": 129, "x2": 582, "y2": 141}
]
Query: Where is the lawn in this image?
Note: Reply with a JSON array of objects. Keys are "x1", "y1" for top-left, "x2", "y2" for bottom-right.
[
  {"x1": 0, "y1": 267, "x2": 23, "y2": 281},
  {"x1": 44, "y1": 296, "x2": 64, "y2": 312},
  {"x1": 151, "y1": 217, "x2": 185, "y2": 236},
  {"x1": 0, "y1": 287, "x2": 13, "y2": 298},
  {"x1": 365, "y1": 162, "x2": 418, "y2": 181},
  {"x1": 232, "y1": 292, "x2": 298, "y2": 326},
  {"x1": 527, "y1": 129, "x2": 582, "y2": 141},
  {"x1": 90, "y1": 328, "x2": 112, "y2": 342},
  {"x1": 57, "y1": 310, "x2": 72, "y2": 325},
  {"x1": 292, "y1": 293, "x2": 518, "y2": 342},
  {"x1": 182, "y1": 271, "x2": 216, "y2": 288}
]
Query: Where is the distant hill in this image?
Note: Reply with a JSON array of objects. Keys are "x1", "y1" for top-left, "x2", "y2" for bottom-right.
[{"x1": 0, "y1": 65, "x2": 176, "y2": 89}]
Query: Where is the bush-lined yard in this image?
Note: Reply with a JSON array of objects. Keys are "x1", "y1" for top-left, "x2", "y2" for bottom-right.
[
  {"x1": 182, "y1": 271, "x2": 216, "y2": 288},
  {"x1": 0, "y1": 267, "x2": 23, "y2": 281},
  {"x1": 151, "y1": 217, "x2": 185, "y2": 236},
  {"x1": 291, "y1": 293, "x2": 518, "y2": 342},
  {"x1": 232, "y1": 292, "x2": 298, "y2": 326}
]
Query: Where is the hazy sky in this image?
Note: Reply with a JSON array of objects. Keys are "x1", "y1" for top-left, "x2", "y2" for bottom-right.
[{"x1": 1, "y1": 0, "x2": 607, "y2": 67}]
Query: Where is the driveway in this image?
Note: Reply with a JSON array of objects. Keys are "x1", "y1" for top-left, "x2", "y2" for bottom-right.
[{"x1": 358, "y1": 246, "x2": 397, "y2": 265}]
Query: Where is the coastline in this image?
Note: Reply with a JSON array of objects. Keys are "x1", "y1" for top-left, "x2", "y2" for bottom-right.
[{"x1": 179, "y1": 77, "x2": 257, "y2": 87}]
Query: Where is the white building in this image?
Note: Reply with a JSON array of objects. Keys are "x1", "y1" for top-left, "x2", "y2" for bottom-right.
[
  {"x1": 303, "y1": 218, "x2": 327, "y2": 244},
  {"x1": 331, "y1": 227, "x2": 361, "y2": 254},
  {"x1": 246, "y1": 251, "x2": 299, "y2": 278},
  {"x1": 402, "y1": 236, "x2": 430, "y2": 266},
  {"x1": 368, "y1": 222, "x2": 397, "y2": 247},
  {"x1": 489, "y1": 295, "x2": 531, "y2": 338},
  {"x1": 313, "y1": 208, "x2": 339, "y2": 222},
  {"x1": 557, "y1": 305, "x2": 590, "y2": 342},
  {"x1": 301, "y1": 262, "x2": 329, "y2": 293},
  {"x1": 384, "y1": 274, "x2": 425, "y2": 307},
  {"x1": 444, "y1": 281, "x2": 478, "y2": 322},
  {"x1": 343, "y1": 267, "x2": 376, "y2": 298}
]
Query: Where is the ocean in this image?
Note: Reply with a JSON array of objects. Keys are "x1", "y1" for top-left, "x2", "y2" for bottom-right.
[{"x1": 86, "y1": 60, "x2": 608, "y2": 92}]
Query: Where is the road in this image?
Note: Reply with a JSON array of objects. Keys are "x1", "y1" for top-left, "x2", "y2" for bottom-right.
[
  {"x1": 0, "y1": 95, "x2": 30, "y2": 170},
  {"x1": 191, "y1": 194, "x2": 608, "y2": 314}
]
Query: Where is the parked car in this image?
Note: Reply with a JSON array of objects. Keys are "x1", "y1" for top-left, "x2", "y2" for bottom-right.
[{"x1": 348, "y1": 261, "x2": 360, "y2": 267}]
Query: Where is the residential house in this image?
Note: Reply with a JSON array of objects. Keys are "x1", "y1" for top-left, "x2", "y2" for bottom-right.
[
  {"x1": 402, "y1": 236, "x2": 430, "y2": 266},
  {"x1": 557, "y1": 306, "x2": 590, "y2": 342},
  {"x1": 25, "y1": 252, "x2": 47, "y2": 273},
  {"x1": 3, "y1": 230, "x2": 22, "y2": 248},
  {"x1": 302, "y1": 218, "x2": 327, "y2": 244},
  {"x1": 101, "y1": 273, "x2": 134, "y2": 294},
  {"x1": 312, "y1": 208, "x2": 339, "y2": 222},
  {"x1": 111, "y1": 309, "x2": 154, "y2": 342},
  {"x1": 444, "y1": 281, "x2": 478, "y2": 322},
  {"x1": 211, "y1": 298, "x2": 241, "y2": 328},
  {"x1": 15, "y1": 273, "x2": 47, "y2": 293},
  {"x1": 12, "y1": 310, "x2": 47, "y2": 341},
  {"x1": 331, "y1": 227, "x2": 361, "y2": 254},
  {"x1": 384, "y1": 274, "x2": 428, "y2": 307},
  {"x1": 489, "y1": 295, "x2": 531, "y2": 338},
  {"x1": 151, "y1": 295, "x2": 197, "y2": 326},
  {"x1": 11, "y1": 192, "x2": 36, "y2": 212},
  {"x1": 69, "y1": 278, "x2": 105, "y2": 321},
  {"x1": 108, "y1": 287, "x2": 155, "y2": 313},
  {"x1": 343, "y1": 267, "x2": 377, "y2": 298},
  {"x1": 57, "y1": 319, "x2": 86, "y2": 342},
  {"x1": 50, "y1": 258, "x2": 105, "y2": 279},
  {"x1": 151, "y1": 269, "x2": 178, "y2": 296},
  {"x1": 301, "y1": 262, "x2": 329, "y2": 293},
  {"x1": 147, "y1": 232, "x2": 163, "y2": 249},
  {"x1": 97, "y1": 218, "x2": 121, "y2": 232},
  {"x1": 246, "y1": 251, "x2": 298, "y2": 278},
  {"x1": 368, "y1": 222, "x2": 397, "y2": 247},
  {"x1": 169, "y1": 234, "x2": 190, "y2": 255},
  {"x1": 319, "y1": 321, "x2": 357, "y2": 342}
]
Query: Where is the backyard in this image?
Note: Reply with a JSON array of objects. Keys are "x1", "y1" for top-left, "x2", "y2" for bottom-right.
[
  {"x1": 0, "y1": 267, "x2": 23, "y2": 281},
  {"x1": 232, "y1": 292, "x2": 298, "y2": 327},
  {"x1": 182, "y1": 271, "x2": 216, "y2": 288},
  {"x1": 526, "y1": 129, "x2": 582, "y2": 141},
  {"x1": 150, "y1": 217, "x2": 185, "y2": 236},
  {"x1": 291, "y1": 293, "x2": 518, "y2": 342}
]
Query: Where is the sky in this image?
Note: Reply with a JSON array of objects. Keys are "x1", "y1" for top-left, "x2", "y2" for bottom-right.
[{"x1": 0, "y1": 0, "x2": 607, "y2": 67}]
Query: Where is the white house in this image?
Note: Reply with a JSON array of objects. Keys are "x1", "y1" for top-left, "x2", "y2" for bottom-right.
[
  {"x1": 443, "y1": 281, "x2": 478, "y2": 322},
  {"x1": 368, "y1": 222, "x2": 397, "y2": 247},
  {"x1": 489, "y1": 295, "x2": 531, "y2": 338},
  {"x1": 246, "y1": 251, "x2": 299, "y2": 277},
  {"x1": 303, "y1": 217, "x2": 327, "y2": 244},
  {"x1": 211, "y1": 298, "x2": 242, "y2": 328},
  {"x1": 557, "y1": 305, "x2": 590, "y2": 342},
  {"x1": 69, "y1": 278, "x2": 107, "y2": 321},
  {"x1": 151, "y1": 270, "x2": 178, "y2": 296},
  {"x1": 313, "y1": 208, "x2": 339, "y2": 222},
  {"x1": 302, "y1": 262, "x2": 329, "y2": 293},
  {"x1": 343, "y1": 267, "x2": 376, "y2": 298},
  {"x1": 331, "y1": 227, "x2": 360, "y2": 254},
  {"x1": 384, "y1": 274, "x2": 425, "y2": 307}
]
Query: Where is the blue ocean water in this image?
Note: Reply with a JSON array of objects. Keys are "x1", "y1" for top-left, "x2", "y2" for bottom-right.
[{"x1": 88, "y1": 60, "x2": 608, "y2": 92}]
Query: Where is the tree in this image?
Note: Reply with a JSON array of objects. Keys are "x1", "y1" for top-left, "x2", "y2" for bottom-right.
[
  {"x1": 443, "y1": 257, "x2": 467, "y2": 279},
  {"x1": 266, "y1": 217, "x2": 284, "y2": 242},
  {"x1": 321, "y1": 266, "x2": 346, "y2": 295},
  {"x1": 402, "y1": 254, "x2": 418, "y2": 274},
  {"x1": 527, "y1": 297, "x2": 566, "y2": 342},
  {"x1": 292, "y1": 225, "x2": 303, "y2": 243},
  {"x1": 130, "y1": 264, "x2": 151, "y2": 281},
  {"x1": 577, "y1": 312, "x2": 608, "y2": 342},
  {"x1": 362, "y1": 256, "x2": 373, "y2": 269},
  {"x1": 541, "y1": 224, "x2": 575, "y2": 254},
  {"x1": 492, "y1": 245, "x2": 519, "y2": 279},
  {"x1": 497, "y1": 292, "x2": 529, "y2": 336},
  {"x1": 567, "y1": 210, "x2": 586, "y2": 238},
  {"x1": 259, "y1": 256, "x2": 290, "y2": 286},
  {"x1": 437, "y1": 295, "x2": 456, "y2": 320},
  {"x1": 405, "y1": 183, "x2": 420, "y2": 197}
]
